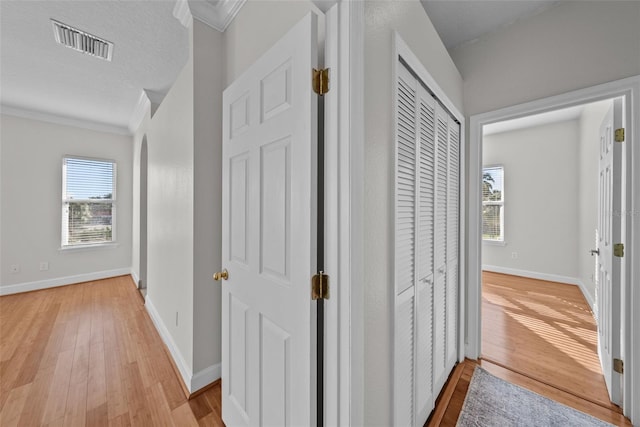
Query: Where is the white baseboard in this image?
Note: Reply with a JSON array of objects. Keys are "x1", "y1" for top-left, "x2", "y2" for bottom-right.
[
  {"x1": 144, "y1": 296, "x2": 221, "y2": 393},
  {"x1": 144, "y1": 296, "x2": 192, "y2": 390},
  {"x1": 575, "y1": 279, "x2": 595, "y2": 313},
  {"x1": 192, "y1": 363, "x2": 221, "y2": 392},
  {"x1": 0, "y1": 267, "x2": 132, "y2": 296},
  {"x1": 482, "y1": 265, "x2": 595, "y2": 312},
  {"x1": 131, "y1": 269, "x2": 140, "y2": 288}
]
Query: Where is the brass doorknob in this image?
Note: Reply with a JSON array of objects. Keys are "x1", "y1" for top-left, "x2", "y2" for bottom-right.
[{"x1": 213, "y1": 269, "x2": 228, "y2": 281}]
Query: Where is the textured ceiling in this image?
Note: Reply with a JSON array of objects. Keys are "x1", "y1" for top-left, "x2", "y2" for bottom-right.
[
  {"x1": 0, "y1": 1, "x2": 189, "y2": 133},
  {"x1": 421, "y1": 0, "x2": 558, "y2": 50},
  {"x1": 1, "y1": 0, "x2": 565, "y2": 134}
]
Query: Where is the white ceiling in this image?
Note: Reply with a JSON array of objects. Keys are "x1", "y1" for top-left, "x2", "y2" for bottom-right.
[
  {"x1": 421, "y1": 0, "x2": 558, "y2": 50},
  {"x1": 0, "y1": 0, "x2": 190, "y2": 134},
  {"x1": 0, "y1": 0, "x2": 566, "y2": 134}
]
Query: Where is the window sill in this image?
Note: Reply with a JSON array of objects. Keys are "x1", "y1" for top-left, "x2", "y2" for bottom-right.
[
  {"x1": 59, "y1": 242, "x2": 119, "y2": 252},
  {"x1": 483, "y1": 239, "x2": 506, "y2": 247}
]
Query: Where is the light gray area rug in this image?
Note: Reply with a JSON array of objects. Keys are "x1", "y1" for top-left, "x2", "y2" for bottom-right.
[{"x1": 456, "y1": 367, "x2": 614, "y2": 427}]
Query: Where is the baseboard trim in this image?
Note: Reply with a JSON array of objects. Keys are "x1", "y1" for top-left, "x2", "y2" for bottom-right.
[
  {"x1": 482, "y1": 265, "x2": 581, "y2": 286},
  {"x1": 191, "y1": 363, "x2": 221, "y2": 393},
  {"x1": 144, "y1": 297, "x2": 192, "y2": 392},
  {"x1": 482, "y1": 265, "x2": 595, "y2": 312},
  {"x1": 131, "y1": 269, "x2": 140, "y2": 288},
  {"x1": 0, "y1": 268, "x2": 132, "y2": 296},
  {"x1": 144, "y1": 296, "x2": 221, "y2": 395},
  {"x1": 575, "y1": 279, "x2": 595, "y2": 313}
]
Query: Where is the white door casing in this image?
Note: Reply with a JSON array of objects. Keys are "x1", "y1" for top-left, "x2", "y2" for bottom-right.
[
  {"x1": 221, "y1": 13, "x2": 317, "y2": 427},
  {"x1": 467, "y1": 77, "x2": 639, "y2": 422},
  {"x1": 597, "y1": 99, "x2": 623, "y2": 405}
]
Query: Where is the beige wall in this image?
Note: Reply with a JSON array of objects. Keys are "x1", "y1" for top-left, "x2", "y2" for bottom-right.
[
  {"x1": 133, "y1": 20, "x2": 226, "y2": 384},
  {"x1": 482, "y1": 121, "x2": 580, "y2": 279},
  {"x1": 363, "y1": 1, "x2": 463, "y2": 424},
  {"x1": 0, "y1": 114, "x2": 133, "y2": 291},
  {"x1": 193, "y1": 19, "x2": 224, "y2": 374},
  {"x1": 146, "y1": 24, "x2": 196, "y2": 373},
  {"x1": 451, "y1": 1, "x2": 640, "y2": 116},
  {"x1": 223, "y1": 0, "x2": 323, "y2": 86}
]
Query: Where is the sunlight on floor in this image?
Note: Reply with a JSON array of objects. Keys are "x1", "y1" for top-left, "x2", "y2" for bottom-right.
[{"x1": 507, "y1": 310, "x2": 602, "y2": 373}]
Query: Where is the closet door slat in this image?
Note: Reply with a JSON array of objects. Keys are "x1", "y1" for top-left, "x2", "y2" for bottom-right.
[{"x1": 395, "y1": 68, "x2": 417, "y2": 296}]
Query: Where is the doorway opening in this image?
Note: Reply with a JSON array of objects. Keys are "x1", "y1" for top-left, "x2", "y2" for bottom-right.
[
  {"x1": 480, "y1": 99, "x2": 620, "y2": 408},
  {"x1": 467, "y1": 77, "x2": 640, "y2": 421}
]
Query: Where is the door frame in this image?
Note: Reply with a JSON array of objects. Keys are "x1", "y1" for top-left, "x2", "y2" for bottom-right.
[
  {"x1": 466, "y1": 75, "x2": 640, "y2": 422},
  {"x1": 314, "y1": 0, "x2": 365, "y2": 425}
]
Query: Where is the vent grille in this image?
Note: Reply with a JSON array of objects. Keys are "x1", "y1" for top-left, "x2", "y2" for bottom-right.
[{"x1": 51, "y1": 19, "x2": 113, "y2": 61}]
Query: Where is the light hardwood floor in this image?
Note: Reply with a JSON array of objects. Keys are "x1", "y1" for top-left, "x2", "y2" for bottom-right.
[
  {"x1": 2, "y1": 273, "x2": 631, "y2": 426},
  {"x1": 0, "y1": 276, "x2": 222, "y2": 427},
  {"x1": 428, "y1": 271, "x2": 630, "y2": 426},
  {"x1": 482, "y1": 271, "x2": 614, "y2": 409}
]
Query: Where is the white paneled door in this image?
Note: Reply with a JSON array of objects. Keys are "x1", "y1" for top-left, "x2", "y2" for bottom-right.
[
  {"x1": 596, "y1": 99, "x2": 623, "y2": 405},
  {"x1": 220, "y1": 14, "x2": 317, "y2": 427}
]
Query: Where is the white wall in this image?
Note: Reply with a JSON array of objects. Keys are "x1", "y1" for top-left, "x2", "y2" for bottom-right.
[
  {"x1": 146, "y1": 24, "x2": 195, "y2": 375},
  {"x1": 363, "y1": 2, "x2": 463, "y2": 424},
  {"x1": 0, "y1": 114, "x2": 133, "y2": 293},
  {"x1": 451, "y1": 1, "x2": 640, "y2": 117},
  {"x1": 482, "y1": 121, "x2": 580, "y2": 280},
  {"x1": 223, "y1": 0, "x2": 323, "y2": 86},
  {"x1": 132, "y1": 19, "x2": 225, "y2": 390},
  {"x1": 192, "y1": 19, "x2": 224, "y2": 375},
  {"x1": 131, "y1": 118, "x2": 147, "y2": 286},
  {"x1": 577, "y1": 100, "x2": 613, "y2": 302}
]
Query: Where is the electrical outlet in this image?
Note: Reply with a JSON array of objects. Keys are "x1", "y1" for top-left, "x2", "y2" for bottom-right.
[
  {"x1": 40, "y1": 262, "x2": 49, "y2": 271},
  {"x1": 511, "y1": 252, "x2": 518, "y2": 259},
  {"x1": 10, "y1": 264, "x2": 20, "y2": 273}
]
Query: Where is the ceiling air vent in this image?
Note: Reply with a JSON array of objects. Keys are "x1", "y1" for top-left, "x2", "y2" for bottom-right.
[{"x1": 51, "y1": 19, "x2": 113, "y2": 61}]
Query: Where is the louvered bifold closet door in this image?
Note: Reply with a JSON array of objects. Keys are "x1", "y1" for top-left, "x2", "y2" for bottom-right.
[
  {"x1": 415, "y1": 84, "x2": 436, "y2": 424},
  {"x1": 432, "y1": 104, "x2": 450, "y2": 394},
  {"x1": 445, "y1": 117, "x2": 460, "y2": 368},
  {"x1": 394, "y1": 63, "x2": 418, "y2": 427},
  {"x1": 394, "y1": 61, "x2": 460, "y2": 427}
]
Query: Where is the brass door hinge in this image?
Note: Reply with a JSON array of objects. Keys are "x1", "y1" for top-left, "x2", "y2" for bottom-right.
[
  {"x1": 311, "y1": 271, "x2": 330, "y2": 300},
  {"x1": 312, "y1": 68, "x2": 330, "y2": 96},
  {"x1": 614, "y1": 358, "x2": 624, "y2": 374},
  {"x1": 614, "y1": 243, "x2": 624, "y2": 257},
  {"x1": 615, "y1": 128, "x2": 625, "y2": 143}
]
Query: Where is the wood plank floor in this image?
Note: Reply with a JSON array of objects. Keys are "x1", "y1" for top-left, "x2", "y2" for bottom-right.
[
  {"x1": 482, "y1": 271, "x2": 614, "y2": 409},
  {"x1": 0, "y1": 276, "x2": 223, "y2": 427},
  {"x1": 2, "y1": 273, "x2": 632, "y2": 426},
  {"x1": 429, "y1": 271, "x2": 631, "y2": 426}
]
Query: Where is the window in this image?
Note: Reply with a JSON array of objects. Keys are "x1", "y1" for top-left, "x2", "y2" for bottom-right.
[
  {"x1": 482, "y1": 166, "x2": 504, "y2": 242},
  {"x1": 62, "y1": 156, "x2": 116, "y2": 247}
]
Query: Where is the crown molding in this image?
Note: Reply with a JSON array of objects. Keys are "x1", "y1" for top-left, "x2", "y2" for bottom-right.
[
  {"x1": 1, "y1": 103, "x2": 131, "y2": 136},
  {"x1": 173, "y1": 0, "x2": 193, "y2": 28},
  {"x1": 128, "y1": 91, "x2": 151, "y2": 134},
  {"x1": 188, "y1": 0, "x2": 246, "y2": 32}
]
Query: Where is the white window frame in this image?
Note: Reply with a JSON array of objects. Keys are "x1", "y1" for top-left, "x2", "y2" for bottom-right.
[
  {"x1": 482, "y1": 165, "x2": 504, "y2": 243},
  {"x1": 61, "y1": 155, "x2": 117, "y2": 249}
]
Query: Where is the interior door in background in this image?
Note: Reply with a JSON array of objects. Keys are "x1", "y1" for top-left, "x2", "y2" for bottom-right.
[{"x1": 596, "y1": 98, "x2": 624, "y2": 406}]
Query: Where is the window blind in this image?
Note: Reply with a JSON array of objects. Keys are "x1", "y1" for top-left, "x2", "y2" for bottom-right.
[
  {"x1": 62, "y1": 157, "x2": 116, "y2": 246},
  {"x1": 482, "y1": 166, "x2": 504, "y2": 241}
]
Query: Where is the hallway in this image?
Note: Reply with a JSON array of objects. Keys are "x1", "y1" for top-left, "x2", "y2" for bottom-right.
[{"x1": 0, "y1": 276, "x2": 222, "y2": 426}]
